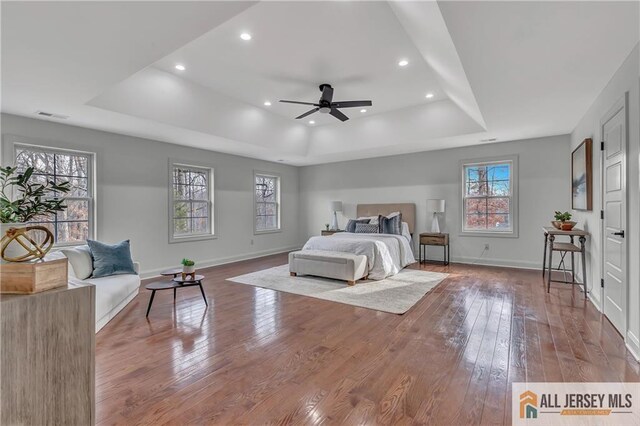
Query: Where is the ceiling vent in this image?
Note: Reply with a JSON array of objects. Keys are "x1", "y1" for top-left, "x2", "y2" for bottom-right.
[
  {"x1": 35, "y1": 111, "x2": 69, "y2": 120},
  {"x1": 480, "y1": 137, "x2": 497, "y2": 142}
]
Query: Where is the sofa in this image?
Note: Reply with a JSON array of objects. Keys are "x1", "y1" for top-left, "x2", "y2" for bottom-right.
[{"x1": 49, "y1": 251, "x2": 140, "y2": 332}]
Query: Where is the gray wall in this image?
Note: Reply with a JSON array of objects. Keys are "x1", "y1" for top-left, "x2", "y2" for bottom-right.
[
  {"x1": 299, "y1": 134, "x2": 571, "y2": 269},
  {"x1": 1, "y1": 113, "x2": 301, "y2": 277},
  {"x1": 570, "y1": 43, "x2": 640, "y2": 358}
]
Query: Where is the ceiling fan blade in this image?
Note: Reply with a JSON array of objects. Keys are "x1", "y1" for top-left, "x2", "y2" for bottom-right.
[
  {"x1": 320, "y1": 85, "x2": 334, "y2": 103},
  {"x1": 280, "y1": 100, "x2": 319, "y2": 106},
  {"x1": 330, "y1": 108, "x2": 349, "y2": 122},
  {"x1": 295, "y1": 108, "x2": 319, "y2": 119},
  {"x1": 331, "y1": 100, "x2": 372, "y2": 108}
]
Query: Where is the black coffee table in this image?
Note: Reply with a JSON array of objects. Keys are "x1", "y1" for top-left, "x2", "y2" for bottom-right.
[{"x1": 145, "y1": 274, "x2": 207, "y2": 317}]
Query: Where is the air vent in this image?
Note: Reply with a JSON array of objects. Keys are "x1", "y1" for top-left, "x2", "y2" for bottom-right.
[
  {"x1": 480, "y1": 137, "x2": 498, "y2": 142},
  {"x1": 35, "y1": 111, "x2": 69, "y2": 120}
]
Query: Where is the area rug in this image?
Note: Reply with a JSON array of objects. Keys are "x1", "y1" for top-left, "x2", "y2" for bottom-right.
[{"x1": 226, "y1": 265, "x2": 448, "y2": 314}]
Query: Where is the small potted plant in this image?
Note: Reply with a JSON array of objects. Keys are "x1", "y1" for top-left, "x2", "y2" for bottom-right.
[
  {"x1": 553, "y1": 211, "x2": 576, "y2": 231},
  {"x1": 325, "y1": 223, "x2": 330, "y2": 231},
  {"x1": 181, "y1": 258, "x2": 196, "y2": 275}
]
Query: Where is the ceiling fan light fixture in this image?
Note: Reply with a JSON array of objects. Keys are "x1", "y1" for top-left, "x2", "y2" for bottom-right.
[{"x1": 319, "y1": 106, "x2": 331, "y2": 114}]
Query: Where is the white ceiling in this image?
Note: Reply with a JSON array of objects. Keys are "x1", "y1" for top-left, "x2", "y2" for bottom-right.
[{"x1": 2, "y1": 1, "x2": 638, "y2": 165}]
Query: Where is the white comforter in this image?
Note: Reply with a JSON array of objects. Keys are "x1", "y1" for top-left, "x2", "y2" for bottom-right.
[{"x1": 301, "y1": 233, "x2": 416, "y2": 280}]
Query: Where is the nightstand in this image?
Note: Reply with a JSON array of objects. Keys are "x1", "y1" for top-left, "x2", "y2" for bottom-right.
[
  {"x1": 321, "y1": 229, "x2": 343, "y2": 236},
  {"x1": 419, "y1": 233, "x2": 450, "y2": 265}
]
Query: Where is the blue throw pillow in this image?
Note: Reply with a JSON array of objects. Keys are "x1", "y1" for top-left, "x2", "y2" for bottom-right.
[
  {"x1": 345, "y1": 218, "x2": 371, "y2": 233},
  {"x1": 378, "y1": 214, "x2": 403, "y2": 235},
  {"x1": 87, "y1": 239, "x2": 137, "y2": 278}
]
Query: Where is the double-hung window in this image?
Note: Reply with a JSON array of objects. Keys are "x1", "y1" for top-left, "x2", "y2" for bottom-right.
[
  {"x1": 14, "y1": 144, "x2": 94, "y2": 245},
  {"x1": 254, "y1": 172, "x2": 280, "y2": 233},
  {"x1": 462, "y1": 156, "x2": 518, "y2": 236},
  {"x1": 170, "y1": 163, "x2": 214, "y2": 242}
]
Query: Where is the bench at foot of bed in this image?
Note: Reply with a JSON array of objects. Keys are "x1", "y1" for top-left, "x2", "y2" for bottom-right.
[{"x1": 288, "y1": 250, "x2": 368, "y2": 285}]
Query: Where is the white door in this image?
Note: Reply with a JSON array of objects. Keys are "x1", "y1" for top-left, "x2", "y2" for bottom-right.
[{"x1": 601, "y1": 94, "x2": 627, "y2": 335}]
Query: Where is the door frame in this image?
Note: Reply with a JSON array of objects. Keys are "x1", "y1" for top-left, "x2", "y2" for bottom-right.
[{"x1": 600, "y1": 92, "x2": 629, "y2": 336}]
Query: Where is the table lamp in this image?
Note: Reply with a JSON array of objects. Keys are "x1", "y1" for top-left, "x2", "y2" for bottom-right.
[
  {"x1": 330, "y1": 201, "x2": 343, "y2": 230},
  {"x1": 427, "y1": 199, "x2": 445, "y2": 233}
]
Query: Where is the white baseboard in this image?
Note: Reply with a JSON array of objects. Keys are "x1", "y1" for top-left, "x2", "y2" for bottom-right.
[
  {"x1": 626, "y1": 331, "x2": 640, "y2": 362},
  {"x1": 451, "y1": 256, "x2": 541, "y2": 270},
  {"x1": 139, "y1": 245, "x2": 301, "y2": 279}
]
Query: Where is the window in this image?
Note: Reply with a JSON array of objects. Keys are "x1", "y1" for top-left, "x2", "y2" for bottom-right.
[
  {"x1": 254, "y1": 172, "x2": 280, "y2": 233},
  {"x1": 462, "y1": 156, "x2": 518, "y2": 236},
  {"x1": 170, "y1": 163, "x2": 214, "y2": 242},
  {"x1": 14, "y1": 144, "x2": 94, "y2": 245}
]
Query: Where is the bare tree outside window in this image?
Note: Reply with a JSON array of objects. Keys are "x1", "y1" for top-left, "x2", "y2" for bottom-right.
[
  {"x1": 463, "y1": 161, "x2": 512, "y2": 232},
  {"x1": 171, "y1": 164, "x2": 213, "y2": 240},
  {"x1": 255, "y1": 174, "x2": 280, "y2": 232},
  {"x1": 14, "y1": 145, "x2": 93, "y2": 245}
]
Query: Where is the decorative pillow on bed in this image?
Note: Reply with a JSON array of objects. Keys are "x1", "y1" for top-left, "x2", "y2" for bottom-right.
[
  {"x1": 378, "y1": 213, "x2": 403, "y2": 235},
  {"x1": 345, "y1": 218, "x2": 371, "y2": 233},
  {"x1": 355, "y1": 223, "x2": 379, "y2": 233},
  {"x1": 357, "y1": 215, "x2": 379, "y2": 225}
]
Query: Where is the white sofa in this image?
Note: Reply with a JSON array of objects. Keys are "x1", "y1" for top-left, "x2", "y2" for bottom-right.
[{"x1": 49, "y1": 251, "x2": 140, "y2": 332}]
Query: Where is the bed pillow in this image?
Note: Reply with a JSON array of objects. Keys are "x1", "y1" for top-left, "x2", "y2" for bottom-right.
[
  {"x1": 357, "y1": 215, "x2": 379, "y2": 225},
  {"x1": 345, "y1": 218, "x2": 371, "y2": 233},
  {"x1": 355, "y1": 223, "x2": 379, "y2": 233},
  {"x1": 61, "y1": 245, "x2": 93, "y2": 279},
  {"x1": 87, "y1": 239, "x2": 137, "y2": 278},
  {"x1": 379, "y1": 213, "x2": 403, "y2": 235}
]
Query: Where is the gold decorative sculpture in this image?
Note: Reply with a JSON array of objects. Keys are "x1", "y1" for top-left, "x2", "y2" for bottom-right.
[{"x1": 1, "y1": 226, "x2": 55, "y2": 262}]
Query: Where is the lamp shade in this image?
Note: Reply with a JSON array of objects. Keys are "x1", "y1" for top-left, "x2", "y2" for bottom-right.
[
  {"x1": 330, "y1": 201, "x2": 343, "y2": 212},
  {"x1": 426, "y1": 199, "x2": 445, "y2": 213}
]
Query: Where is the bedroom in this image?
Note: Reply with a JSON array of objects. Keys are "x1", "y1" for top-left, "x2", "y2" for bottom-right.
[{"x1": 0, "y1": 1, "x2": 639, "y2": 425}]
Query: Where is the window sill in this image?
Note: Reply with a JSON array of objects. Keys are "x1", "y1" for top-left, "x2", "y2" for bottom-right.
[
  {"x1": 254, "y1": 229, "x2": 282, "y2": 236},
  {"x1": 169, "y1": 234, "x2": 217, "y2": 244},
  {"x1": 459, "y1": 230, "x2": 519, "y2": 239}
]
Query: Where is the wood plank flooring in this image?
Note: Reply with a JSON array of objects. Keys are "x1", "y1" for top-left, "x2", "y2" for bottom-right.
[{"x1": 95, "y1": 253, "x2": 640, "y2": 425}]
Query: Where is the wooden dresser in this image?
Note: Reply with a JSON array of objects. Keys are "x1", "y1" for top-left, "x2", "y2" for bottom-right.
[{"x1": 0, "y1": 283, "x2": 95, "y2": 425}]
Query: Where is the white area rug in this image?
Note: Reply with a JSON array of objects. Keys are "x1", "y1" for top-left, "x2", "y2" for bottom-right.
[{"x1": 226, "y1": 264, "x2": 448, "y2": 314}]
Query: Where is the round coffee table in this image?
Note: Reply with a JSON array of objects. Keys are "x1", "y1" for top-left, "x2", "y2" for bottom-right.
[{"x1": 145, "y1": 274, "x2": 207, "y2": 317}]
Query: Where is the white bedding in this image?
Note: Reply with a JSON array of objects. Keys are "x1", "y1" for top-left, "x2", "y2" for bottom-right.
[{"x1": 301, "y1": 232, "x2": 416, "y2": 280}]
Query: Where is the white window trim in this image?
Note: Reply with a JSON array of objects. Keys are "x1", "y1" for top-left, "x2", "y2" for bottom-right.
[
  {"x1": 459, "y1": 154, "x2": 519, "y2": 238},
  {"x1": 9, "y1": 140, "x2": 97, "y2": 247},
  {"x1": 168, "y1": 159, "x2": 216, "y2": 244},
  {"x1": 253, "y1": 170, "x2": 281, "y2": 235}
]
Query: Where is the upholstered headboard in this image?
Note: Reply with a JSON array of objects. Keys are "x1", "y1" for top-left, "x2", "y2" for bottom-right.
[{"x1": 356, "y1": 203, "x2": 416, "y2": 234}]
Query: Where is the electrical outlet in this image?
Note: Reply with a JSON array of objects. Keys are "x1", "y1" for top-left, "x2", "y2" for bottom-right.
[{"x1": 484, "y1": 243, "x2": 490, "y2": 250}]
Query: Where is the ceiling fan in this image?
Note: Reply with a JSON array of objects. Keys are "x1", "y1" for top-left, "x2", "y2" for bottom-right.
[{"x1": 279, "y1": 84, "x2": 372, "y2": 122}]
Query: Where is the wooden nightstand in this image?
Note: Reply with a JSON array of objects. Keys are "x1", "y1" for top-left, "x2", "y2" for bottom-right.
[
  {"x1": 321, "y1": 229, "x2": 343, "y2": 236},
  {"x1": 419, "y1": 233, "x2": 450, "y2": 265}
]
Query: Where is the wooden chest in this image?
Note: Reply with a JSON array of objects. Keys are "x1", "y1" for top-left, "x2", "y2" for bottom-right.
[{"x1": 0, "y1": 257, "x2": 68, "y2": 294}]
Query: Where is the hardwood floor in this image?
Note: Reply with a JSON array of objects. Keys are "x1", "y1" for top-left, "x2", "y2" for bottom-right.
[{"x1": 95, "y1": 253, "x2": 640, "y2": 425}]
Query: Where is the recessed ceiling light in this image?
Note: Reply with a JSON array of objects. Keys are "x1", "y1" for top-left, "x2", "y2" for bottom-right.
[
  {"x1": 398, "y1": 59, "x2": 409, "y2": 67},
  {"x1": 309, "y1": 120, "x2": 315, "y2": 124},
  {"x1": 240, "y1": 33, "x2": 252, "y2": 41},
  {"x1": 360, "y1": 109, "x2": 367, "y2": 113},
  {"x1": 425, "y1": 93, "x2": 434, "y2": 99},
  {"x1": 264, "y1": 101, "x2": 272, "y2": 106},
  {"x1": 175, "y1": 64, "x2": 186, "y2": 71}
]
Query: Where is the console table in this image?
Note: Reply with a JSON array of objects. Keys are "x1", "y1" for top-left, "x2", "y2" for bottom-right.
[{"x1": 542, "y1": 226, "x2": 589, "y2": 298}]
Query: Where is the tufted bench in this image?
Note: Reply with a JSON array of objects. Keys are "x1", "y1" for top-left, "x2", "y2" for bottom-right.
[{"x1": 288, "y1": 250, "x2": 369, "y2": 285}]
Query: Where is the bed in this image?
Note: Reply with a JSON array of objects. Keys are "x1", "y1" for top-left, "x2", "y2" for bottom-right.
[{"x1": 300, "y1": 203, "x2": 417, "y2": 280}]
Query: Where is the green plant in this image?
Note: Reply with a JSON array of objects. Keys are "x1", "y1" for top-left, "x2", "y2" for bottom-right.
[
  {"x1": 0, "y1": 166, "x2": 71, "y2": 224},
  {"x1": 554, "y1": 211, "x2": 572, "y2": 222},
  {"x1": 181, "y1": 258, "x2": 195, "y2": 267},
  {"x1": 325, "y1": 223, "x2": 330, "y2": 230}
]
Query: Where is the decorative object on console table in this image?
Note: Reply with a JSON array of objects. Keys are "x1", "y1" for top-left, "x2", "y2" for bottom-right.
[
  {"x1": 553, "y1": 211, "x2": 576, "y2": 231},
  {"x1": 571, "y1": 138, "x2": 593, "y2": 210},
  {"x1": 0, "y1": 256, "x2": 68, "y2": 294},
  {"x1": 426, "y1": 199, "x2": 445, "y2": 233},
  {"x1": 419, "y1": 232, "x2": 449, "y2": 265},
  {"x1": 0, "y1": 166, "x2": 71, "y2": 262},
  {"x1": 330, "y1": 201, "x2": 343, "y2": 230},
  {"x1": 1, "y1": 282, "x2": 95, "y2": 425}
]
